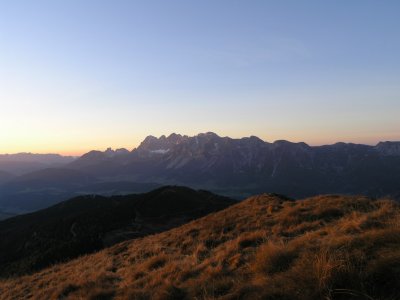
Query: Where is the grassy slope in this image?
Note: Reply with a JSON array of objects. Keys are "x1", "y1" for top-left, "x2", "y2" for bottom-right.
[
  {"x1": 0, "y1": 186, "x2": 234, "y2": 277},
  {"x1": 0, "y1": 194, "x2": 399, "y2": 300}
]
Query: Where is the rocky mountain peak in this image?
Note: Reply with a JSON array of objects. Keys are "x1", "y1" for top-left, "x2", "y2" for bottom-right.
[
  {"x1": 138, "y1": 135, "x2": 167, "y2": 151},
  {"x1": 375, "y1": 141, "x2": 400, "y2": 156},
  {"x1": 272, "y1": 140, "x2": 310, "y2": 150},
  {"x1": 167, "y1": 133, "x2": 185, "y2": 144},
  {"x1": 137, "y1": 134, "x2": 187, "y2": 154},
  {"x1": 196, "y1": 132, "x2": 220, "y2": 139},
  {"x1": 103, "y1": 148, "x2": 129, "y2": 158}
]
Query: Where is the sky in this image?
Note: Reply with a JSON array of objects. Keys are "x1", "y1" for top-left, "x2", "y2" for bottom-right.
[{"x1": 1, "y1": 0, "x2": 400, "y2": 155}]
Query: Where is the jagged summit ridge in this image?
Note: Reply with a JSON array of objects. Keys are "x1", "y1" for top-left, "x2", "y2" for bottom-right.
[
  {"x1": 375, "y1": 141, "x2": 400, "y2": 156},
  {"x1": 68, "y1": 133, "x2": 400, "y2": 199}
]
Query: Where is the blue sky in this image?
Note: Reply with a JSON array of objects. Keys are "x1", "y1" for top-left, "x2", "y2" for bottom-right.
[{"x1": 1, "y1": 1, "x2": 399, "y2": 154}]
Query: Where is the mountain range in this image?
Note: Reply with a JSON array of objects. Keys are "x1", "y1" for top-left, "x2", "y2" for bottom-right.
[
  {"x1": 0, "y1": 153, "x2": 75, "y2": 176},
  {"x1": 1, "y1": 132, "x2": 400, "y2": 215},
  {"x1": 69, "y1": 132, "x2": 400, "y2": 198}
]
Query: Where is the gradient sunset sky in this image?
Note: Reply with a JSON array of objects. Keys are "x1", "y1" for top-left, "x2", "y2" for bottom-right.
[{"x1": 1, "y1": 1, "x2": 400, "y2": 155}]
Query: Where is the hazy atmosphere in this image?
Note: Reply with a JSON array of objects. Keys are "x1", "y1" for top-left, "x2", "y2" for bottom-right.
[
  {"x1": 1, "y1": 2, "x2": 400, "y2": 299},
  {"x1": 1, "y1": 0, "x2": 400, "y2": 155}
]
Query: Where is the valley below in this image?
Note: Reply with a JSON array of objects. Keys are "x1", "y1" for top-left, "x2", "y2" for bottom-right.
[{"x1": 1, "y1": 133, "x2": 400, "y2": 218}]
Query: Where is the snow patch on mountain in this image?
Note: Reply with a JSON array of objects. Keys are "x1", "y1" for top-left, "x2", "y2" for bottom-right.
[{"x1": 150, "y1": 149, "x2": 170, "y2": 154}]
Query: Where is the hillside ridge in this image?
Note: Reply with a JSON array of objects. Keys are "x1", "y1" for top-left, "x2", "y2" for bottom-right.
[
  {"x1": 0, "y1": 186, "x2": 234, "y2": 277},
  {"x1": 1, "y1": 192, "x2": 399, "y2": 299}
]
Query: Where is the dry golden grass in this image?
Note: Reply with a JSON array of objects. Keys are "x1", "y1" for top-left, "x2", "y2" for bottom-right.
[{"x1": 0, "y1": 194, "x2": 399, "y2": 300}]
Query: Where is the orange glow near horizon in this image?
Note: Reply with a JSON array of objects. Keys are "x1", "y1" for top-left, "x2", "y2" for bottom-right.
[
  {"x1": 1, "y1": 131, "x2": 399, "y2": 157},
  {"x1": 1, "y1": 1, "x2": 400, "y2": 158}
]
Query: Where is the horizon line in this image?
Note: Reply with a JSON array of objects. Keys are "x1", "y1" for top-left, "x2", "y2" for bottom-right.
[{"x1": 1, "y1": 133, "x2": 399, "y2": 157}]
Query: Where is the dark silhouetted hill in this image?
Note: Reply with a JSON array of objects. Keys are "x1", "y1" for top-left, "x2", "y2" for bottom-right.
[
  {"x1": 0, "y1": 210, "x2": 15, "y2": 221},
  {"x1": 0, "y1": 186, "x2": 234, "y2": 277}
]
